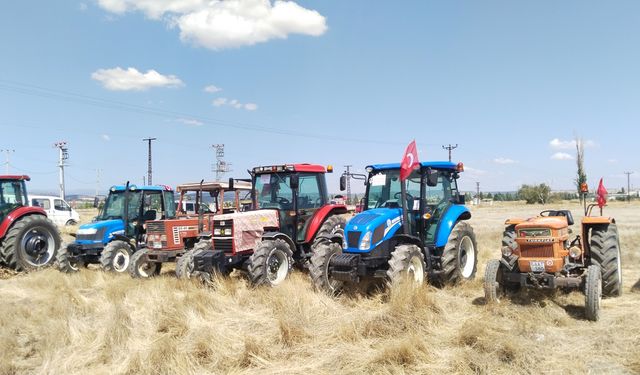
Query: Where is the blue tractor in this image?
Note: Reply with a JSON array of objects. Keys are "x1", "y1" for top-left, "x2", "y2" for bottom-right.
[
  {"x1": 310, "y1": 161, "x2": 477, "y2": 293},
  {"x1": 56, "y1": 183, "x2": 175, "y2": 273}
]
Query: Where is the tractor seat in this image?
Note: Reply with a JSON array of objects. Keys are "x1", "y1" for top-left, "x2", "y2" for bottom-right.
[{"x1": 547, "y1": 210, "x2": 574, "y2": 226}]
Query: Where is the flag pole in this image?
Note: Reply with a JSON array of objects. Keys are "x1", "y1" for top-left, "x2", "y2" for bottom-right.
[{"x1": 401, "y1": 178, "x2": 410, "y2": 235}]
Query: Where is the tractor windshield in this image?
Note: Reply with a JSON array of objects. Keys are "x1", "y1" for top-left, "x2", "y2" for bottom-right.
[
  {"x1": 97, "y1": 191, "x2": 142, "y2": 221},
  {"x1": 254, "y1": 173, "x2": 294, "y2": 210},
  {"x1": 0, "y1": 180, "x2": 27, "y2": 221},
  {"x1": 365, "y1": 169, "x2": 421, "y2": 210}
]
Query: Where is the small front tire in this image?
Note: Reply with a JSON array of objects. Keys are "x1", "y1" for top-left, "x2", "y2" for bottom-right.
[
  {"x1": 386, "y1": 244, "x2": 426, "y2": 287},
  {"x1": 247, "y1": 239, "x2": 293, "y2": 287},
  {"x1": 484, "y1": 259, "x2": 506, "y2": 303},
  {"x1": 309, "y1": 241, "x2": 344, "y2": 294},
  {"x1": 129, "y1": 249, "x2": 161, "y2": 278},
  {"x1": 585, "y1": 264, "x2": 602, "y2": 321},
  {"x1": 100, "y1": 240, "x2": 134, "y2": 273}
]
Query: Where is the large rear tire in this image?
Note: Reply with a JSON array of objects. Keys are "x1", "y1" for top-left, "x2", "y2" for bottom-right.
[
  {"x1": 247, "y1": 239, "x2": 293, "y2": 287},
  {"x1": 56, "y1": 244, "x2": 83, "y2": 273},
  {"x1": 309, "y1": 241, "x2": 344, "y2": 294},
  {"x1": 590, "y1": 224, "x2": 622, "y2": 297},
  {"x1": 585, "y1": 264, "x2": 602, "y2": 321},
  {"x1": 100, "y1": 240, "x2": 134, "y2": 273},
  {"x1": 176, "y1": 249, "x2": 196, "y2": 279},
  {"x1": 502, "y1": 225, "x2": 516, "y2": 251},
  {"x1": 129, "y1": 249, "x2": 161, "y2": 278},
  {"x1": 311, "y1": 215, "x2": 346, "y2": 248},
  {"x1": 386, "y1": 244, "x2": 426, "y2": 287},
  {"x1": 439, "y1": 221, "x2": 478, "y2": 285},
  {"x1": 0, "y1": 215, "x2": 60, "y2": 271}
]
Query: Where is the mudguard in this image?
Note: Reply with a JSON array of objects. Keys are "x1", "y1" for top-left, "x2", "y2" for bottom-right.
[
  {"x1": 435, "y1": 205, "x2": 471, "y2": 248},
  {"x1": 262, "y1": 231, "x2": 296, "y2": 253},
  {"x1": 0, "y1": 206, "x2": 47, "y2": 238},
  {"x1": 304, "y1": 204, "x2": 348, "y2": 243}
]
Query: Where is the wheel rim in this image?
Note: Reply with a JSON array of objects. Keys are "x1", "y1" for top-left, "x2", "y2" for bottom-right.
[
  {"x1": 266, "y1": 249, "x2": 289, "y2": 285},
  {"x1": 20, "y1": 226, "x2": 56, "y2": 266},
  {"x1": 616, "y1": 249, "x2": 622, "y2": 287},
  {"x1": 138, "y1": 261, "x2": 157, "y2": 277},
  {"x1": 113, "y1": 249, "x2": 130, "y2": 272},
  {"x1": 459, "y1": 236, "x2": 475, "y2": 279},
  {"x1": 407, "y1": 254, "x2": 425, "y2": 284}
]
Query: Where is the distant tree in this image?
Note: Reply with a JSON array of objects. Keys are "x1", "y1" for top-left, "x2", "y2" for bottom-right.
[
  {"x1": 575, "y1": 137, "x2": 587, "y2": 202},
  {"x1": 518, "y1": 183, "x2": 551, "y2": 204}
]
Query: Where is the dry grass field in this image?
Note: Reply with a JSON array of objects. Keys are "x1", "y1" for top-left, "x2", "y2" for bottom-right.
[{"x1": 1, "y1": 202, "x2": 639, "y2": 374}]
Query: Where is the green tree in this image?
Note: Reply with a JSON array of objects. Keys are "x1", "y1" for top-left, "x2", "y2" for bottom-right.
[
  {"x1": 575, "y1": 137, "x2": 587, "y2": 202},
  {"x1": 518, "y1": 183, "x2": 552, "y2": 204}
]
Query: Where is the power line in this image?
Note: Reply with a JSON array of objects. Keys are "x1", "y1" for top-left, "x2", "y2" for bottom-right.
[
  {"x1": 442, "y1": 144, "x2": 458, "y2": 162},
  {"x1": 211, "y1": 144, "x2": 231, "y2": 181},
  {"x1": 143, "y1": 137, "x2": 156, "y2": 186}
]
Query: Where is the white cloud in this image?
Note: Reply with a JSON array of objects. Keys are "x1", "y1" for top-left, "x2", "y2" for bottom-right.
[
  {"x1": 549, "y1": 138, "x2": 596, "y2": 150},
  {"x1": 79, "y1": 3, "x2": 88, "y2": 11},
  {"x1": 97, "y1": 0, "x2": 327, "y2": 50},
  {"x1": 493, "y1": 157, "x2": 517, "y2": 165},
  {"x1": 176, "y1": 118, "x2": 203, "y2": 126},
  {"x1": 91, "y1": 67, "x2": 184, "y2": 91},
  {"x1": 464, "y1": 166, "x2": 486, "y2": 176},
  {"x1": 101, "y1": 134, "x2": 111, "y2": 141},
  {"x1": 551, "y1": 152, "x2": 574, "y2": 160},
  {"x1": 608, "y1": 159, "x2": 618, "y2": 164},
  {"x1": 204, "y1": 84, "x2": 222, "y2": 93},
  {"x1": 212, "y1": 97, "x2": 257, "y2": 111}
]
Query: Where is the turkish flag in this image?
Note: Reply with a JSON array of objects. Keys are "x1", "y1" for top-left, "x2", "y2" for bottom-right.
[
  {"x1": 597, "y1": 178, "x2": 608, "y2": 208},
  {"x1": 400, "y1": 140, "x2": 420, "y2": 181}
]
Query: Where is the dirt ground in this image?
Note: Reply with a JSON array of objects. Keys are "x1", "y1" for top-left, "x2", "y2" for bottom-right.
[{"x1": 0, "y1": 202, "x2": 639, "y2": 374}]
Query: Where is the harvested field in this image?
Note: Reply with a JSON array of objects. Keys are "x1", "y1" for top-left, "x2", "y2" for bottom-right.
[{"x1": 1, "y1": 202, "x2": 639, "y2": 374}]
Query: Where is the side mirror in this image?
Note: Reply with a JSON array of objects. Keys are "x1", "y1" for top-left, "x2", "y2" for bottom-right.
[
  {"x1": 339, "y1": 175, "x2": 347, "y2": 191},
  {"x1": 426, "y1": 168, "x2": 438, "y2": 187},
  {"x1": 290, "y1": 174, "x2": 300, "y2": 190},
  {"x1": 458, "y1": 193, "x2": 465, "y2": 204},
  {"x1": 228, "y1": 177, "x2": 234, "y2": 191}
]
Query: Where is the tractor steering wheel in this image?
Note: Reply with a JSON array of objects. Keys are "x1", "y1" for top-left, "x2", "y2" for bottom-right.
[
  {"x1": 277, "y1": 197, "x2": 291, "y2": 205},
  {"x1": 394, "y1": 191, "x2": 414, "y2": 201}
]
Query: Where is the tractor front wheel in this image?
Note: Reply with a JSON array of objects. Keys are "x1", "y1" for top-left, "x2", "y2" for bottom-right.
[
  {"x1": 309, "y1": 241, "x2": 344, "y2": 294},
  {"x1": 585, "y1": 264, "x2": 602, "y2": 321},
  {"x1": 484, "y1": 259, "x2": 507, "y2": 303},
  {"x1": 56, "y1": 244, "x2": 83, "y2": 273},
  {"x1": 176, "y1": 249, "x2": 196, "y2": 279},
  {"x1": 438, "y1": 222, "x2": 478, "y2": 285},
  {"x1": 386, "y1": 244, "x2": 426, "y2": 287},
  {"x1": 0, "y1": 214, "x2": 60, "y2": 271},
  {"x1": 100, "y1": 240, "x2": 134, "y2": 273},
  {"x1": 129, "y1": 249, "x2": 162, "y2": 278},
  {"x1": 247, "y1": 239, "x2": 293, "y2": 287},
  {"x1": 590, "y1": 224, "x2": 622, "y2": 297}
]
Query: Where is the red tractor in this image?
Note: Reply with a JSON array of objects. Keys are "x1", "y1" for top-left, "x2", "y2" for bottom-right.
[
  {"x1": 128, "y1": 180, "x2": 251, "y2": 278},
  {"x1": 188, "y1": 164, "x2": 348, "y2": 286},
  {"x1": 0, "y1": 175, "x2": 61, "y2": 271}
]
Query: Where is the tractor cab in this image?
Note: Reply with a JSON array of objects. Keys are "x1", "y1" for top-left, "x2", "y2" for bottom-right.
[{"x1": 0, "y1": 176, "x2": 29, "y2": 221}]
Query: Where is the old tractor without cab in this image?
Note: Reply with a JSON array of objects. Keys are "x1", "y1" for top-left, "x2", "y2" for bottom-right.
[
  {"x1": 190, "y1": 163, "x2": 348, "y2": 286},
  {"x1": 56, "y1": 183, "x2": 175, "y2": 273},
  {"x1": 311, "y1": 161, "x2": 477, "y2": 294},
  {"x1": 483, "y1": 186, "x2": 622, "y2": 321},
  {"x1": 0, "y1": 175, "x2": 61, "y2": 271},
  {"x1": 129, "y1": 180, "x2": 251, "y2": 278}
]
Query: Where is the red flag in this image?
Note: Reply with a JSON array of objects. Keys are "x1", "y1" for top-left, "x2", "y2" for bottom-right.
[
  {"x1": 597, "y1": 178, "x2": 608, "y2": 208},
  {"x1": 400, "y1": 140, "x2": 420, "y2": 181}
]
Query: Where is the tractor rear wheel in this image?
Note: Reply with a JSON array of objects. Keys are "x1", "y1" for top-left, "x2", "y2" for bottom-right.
[
  {"x1": 100, "y1": 240, "x2": 133, "y2": 273},
  {"x1": 502, "y1": 225, "x2": 516, "y2": 251},
  {"x1": 584, "y1": 264, "x2": 602, "y2": 321},
  {"x1": 56, "y1": 244, "x2": 83, "y2": 273},
  {"x1": 247, "y1": 239, "x2": 293, "y2": 287},
  {"x1": 0, "y1": 215, "x2": 60, "y2": 271},
  {"x1": 484, "y1": 259, "x2": 507, "y2": 303},
  {"x1": 311, "y1": 215, "x2": 346, "y2": 248},
  {"x1": 309, "y1": 241, "x2": 344, "y2": 294},
  {"x1": 590, "y1": 224, "x2": 622, "y2": 297},
  {"x1": 129, "y1": 249, "x2": 161, "y2": 278},
  {"x1": 438, "y1": 222, "x2": 478, "y2": 285},
  {"x1": 386, "y1": 244, "x2": 426, "y2": 287}
]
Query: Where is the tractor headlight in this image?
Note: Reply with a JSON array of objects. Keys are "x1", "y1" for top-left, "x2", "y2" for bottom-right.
[
  {"x1": 501, "y1": 246, "x2": 513, "y2": 257},
  {"x1": 342, "y1": 237, "x2": 347, "y2": 249},
  {"x1": 359, "y1": 231, "x2": 372, "y2": 250},
  {"x1": 77, "y1": 228, "x2": 98, "y2": 235},
  {"x1": 214, "y1": 228, "x2": 221, "y2": 236},
  {"x1": 569, "y1": 246, "x2": 582, "y2": 259}
]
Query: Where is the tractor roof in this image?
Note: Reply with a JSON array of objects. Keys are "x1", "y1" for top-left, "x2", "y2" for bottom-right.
[
  {"x1": 367, "y1": 161, "x2": 458, "y2": 171},
  {"x1": 177, "y1": 180, "x2": 252, "y2": 192},
  {"x1": 109, "y1": 184, "x2": 173, "y2": 192},
  {"x1": 253, "y1": 164, "x2": 328, "y2": 174},
  {"x1": 0, "y1": 175, "x2": 30, "y2": 181}
]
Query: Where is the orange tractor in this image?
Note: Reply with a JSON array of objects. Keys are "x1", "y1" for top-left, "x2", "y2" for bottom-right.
[{"x1": 484, "y1": 187, "x2": 622, "y2": 321}]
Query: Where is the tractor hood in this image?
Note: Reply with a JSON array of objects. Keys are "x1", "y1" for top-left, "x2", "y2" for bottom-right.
[
  {"x1": 75, "y1": 219, "x2": 124, "y2": 244},
  {"x1": 344, "y1": 208, "x2": 403, "y2": 253}
]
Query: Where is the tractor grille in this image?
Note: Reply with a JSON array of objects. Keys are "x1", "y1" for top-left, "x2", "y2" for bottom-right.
[
  {"x1": 213, "y1": 239, "x2": 233, "y2": 252},
  {"x1": 347, "y1": 231, "x2": 361, "y2": 248},
  {"x1": 146, "y1": 221, "x2": 166, "y2": 234},
  {"x1": 520, "y1": 244, "x2": 554, "y2": 258},
  {"x1": 76, "y1": 227, "x2": 106, "y2": 242}
]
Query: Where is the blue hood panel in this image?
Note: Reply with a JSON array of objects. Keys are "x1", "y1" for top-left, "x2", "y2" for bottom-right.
[
  {"x1": 76, "y1": 219, "x2": 124, "y2": 245},
  {"x1": 344, "y1": 208, "x2": 403, "y2": 253}
]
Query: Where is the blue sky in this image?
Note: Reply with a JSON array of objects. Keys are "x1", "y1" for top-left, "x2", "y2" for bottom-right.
[{"x1": 0, "y1": 1, "x2": 638, "y2": 195}]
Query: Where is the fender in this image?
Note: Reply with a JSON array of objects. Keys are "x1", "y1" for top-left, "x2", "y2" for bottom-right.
[
  {"x1": 304, "y1": 204, "x2": 348, "y2": 244},
  {"x1": 110, "y1": 234, "x2": 136, "y2": 249},
  {"x1": 435, "y1": 205, "x2": 471, "y2": 248},
  {"x1": 262, "y1": 231, "x2": 297, "y2": 253},
  {"x1": 0, "y1": 206, "x2": 47, "y2": 238}
]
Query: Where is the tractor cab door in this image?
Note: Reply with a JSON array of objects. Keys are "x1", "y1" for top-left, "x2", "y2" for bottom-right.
[
  {"x1": 421, "y1": 171, "x2": 454, "y2": 245},
  {"x1": 294, "y1": 173, "x2": 326, "y2": 242}
]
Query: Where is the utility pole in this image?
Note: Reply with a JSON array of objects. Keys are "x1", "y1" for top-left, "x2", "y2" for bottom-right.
[
  {"x1": 344, "y1": 165, "x2": 353, "y2": 203},
  {"x1": 624, "y1": 171, "x2": 634, "y2": 202},
  {"x1": 54, "y1": 141, "x2": 69, "y2": 200},
  {"x1": 143, "y1": 137, "x2": 156, "y2": 186},
  {"x1": 212, "y1": 144, "x2": 231, "y2": 181},
  {"x1": 95, "y1": 169, "x2": 102, "y2": 197},
  {"x1": 442, "y1": 144, "x2": 458, "y2": 162},
  {"x1": 1, "y1": 149, "x2": 14, "y2": 174},
  {"x1": 476, "y1": 181, "x2": 480, "y2": 205}
]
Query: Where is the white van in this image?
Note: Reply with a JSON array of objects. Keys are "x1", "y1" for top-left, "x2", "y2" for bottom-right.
[{"x1": 29, "y1": 195, "x2": 80, "y2": 227}]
